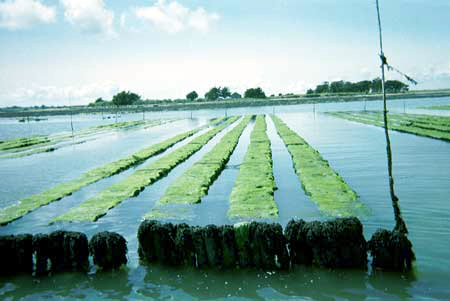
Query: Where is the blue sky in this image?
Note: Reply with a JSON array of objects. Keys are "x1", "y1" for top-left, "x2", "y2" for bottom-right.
[{"x1": 0, "y1": 0, "x2": 449, "y2": 106}]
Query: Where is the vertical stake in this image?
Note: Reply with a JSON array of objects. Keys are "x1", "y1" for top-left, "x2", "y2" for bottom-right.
[{"x1": 376, "y1": 0, "x2": 407, "y2": 234}]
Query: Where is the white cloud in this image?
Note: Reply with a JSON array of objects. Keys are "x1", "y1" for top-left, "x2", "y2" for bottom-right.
[
  {"x1": 0, "y1": 0, "x2": 56, "y2": 30},
  {"x1": 60, "y1": 0, "x2": 115, "y2": 37},
  {"x1": 3, "y1": 81, "x2": 120, "y2": 106},
  {"x1": 119, "y1": 13, "x2": 126, "y2": 29},
  {"x1": 135, "y1": 0, "x2": 219, "y2": 34},
  {"x1": 188, "y1": 7, "x2": 219, "y2": 33}
]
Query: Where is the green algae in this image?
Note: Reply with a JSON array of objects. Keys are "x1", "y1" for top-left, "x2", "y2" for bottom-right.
[
  {"x1": 0, "y1": 119, "x2": 180, "y2": 159},
  {"x1": 159, "y1": 116, "x2": 252, "y2": 205},
  {"x1": 327, "y1": 111, "x2": 450, "y2": 142},
  {"x1": 271, "y1": 114, "x2": 367, "y2": 217},
  {"x1": 144, "y1": 116, "x2": 253, "y2": 220},
  {"x1": 419, "y1": 105, "x2": 450, "y2": 111},
  {"x1": 50, "y1": 116, "x2": 240, "y2": 223},
  {"x1": 0, "y1": 136, "x2": 51, "y2": 151},
  {"x1": 0, "y1": 127, "x2": 205, "y2": 226},
  {"x1": 228, "y1": 115, "x2": 278, "y2": 220}
]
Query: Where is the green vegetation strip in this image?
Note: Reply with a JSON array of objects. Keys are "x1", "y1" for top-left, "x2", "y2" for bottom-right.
[
  {"x1": 0, "y1": 119, "x2": 178, "y2": 159},
  {"x1": 145, "y1": 116, "x2": 253, "y2": 220},
  {"x1": 271, "y1": 115, "x2": 366, "y2": 217},
  {"x1": 327, "y1": 111, "x2": 450, "y2": 142},
  {"x1": 50, "y1": 116, "x2": 240, "y2": 223},
  {"x1": 0, "y1": 129, "x2": 209, "y2": 226},
  {"x1": 228, "y1": 115, "x2": 278, "y2": 219},
  {"x1": 419, "y1": 105, "x2": 450, "y2": 111}
]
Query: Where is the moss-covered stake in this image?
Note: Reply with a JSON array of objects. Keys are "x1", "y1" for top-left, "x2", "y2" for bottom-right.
[
  {"x1": 284, "y1": 217, "x2": 367, "y2": 268},
  {"x1": 0, "y1": 127, "x2": 201, "y2": 226},
  {"x1": 51, "y1": 116, "x2": 240, "y2": 223},
  {"x1": 228, "y1": 115, "x2": 278, "y2": 219},
  {"x1": 271, "y1": 114, "x2": 367, "y2": 217},
  {"x1": 89, "y1": 231, "x2": 128, "y2": 270},
  {"x1": 145, "y1": 116, "x2": 252, "y2": 220},
  {"x1": 0, "y1": 234, "x2": 33, "y2": 276},
  {"x1": 368, "y1": 228, "x2": 415, "y2": 271}
]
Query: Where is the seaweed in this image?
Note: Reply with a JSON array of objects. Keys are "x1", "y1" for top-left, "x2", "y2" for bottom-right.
[
  {"x1": 228, "y1": 115, "x2": 278, "y2": 219},
  {"x1": 50, "y1": 116, "x2": 240, "y2": 223},
  {"x1": 0, "y1": 126, "x2": 204, "y2": 226},
  {"x1": 89, "y1": 231, "x2": 128, "y2": 270},
  {"x1": 0, "y1": 118, "x2": 181, "y2": 159},
  {"x1": 144, "y1": 116, "x2": 252, "y2": 220},
  {"x1": 271, "y1": 114, "x2": 367, "y2": 217},
  {"x1": 327, "y1": 111, "x2": 450, "y2": 142}
]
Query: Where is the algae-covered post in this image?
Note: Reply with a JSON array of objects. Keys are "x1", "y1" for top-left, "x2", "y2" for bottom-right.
[{"x1": 89, "y1": 231, "x2": 128, "y2": 270}]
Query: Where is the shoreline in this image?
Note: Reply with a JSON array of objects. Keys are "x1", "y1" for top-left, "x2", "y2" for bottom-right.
[{"x1": 1, "y1": 90, "x2": 450, "y2": 118}]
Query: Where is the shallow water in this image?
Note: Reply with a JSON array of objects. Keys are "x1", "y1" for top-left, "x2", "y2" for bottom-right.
[{"x1": 1, "y1": 97, "x2": 450, "y2": 300}]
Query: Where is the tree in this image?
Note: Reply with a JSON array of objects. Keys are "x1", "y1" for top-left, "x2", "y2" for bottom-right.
[
  {"x1": 220, "y1": 87, "x2": 231, "y2": 98},
  {"x1": 354, "y1": 80, "x2": 372, "y2": 93},
  {"x1": 371, "y1": 78, "x2": 382, "y2": 93},
  {"x1": 385, "y1": 80, "x2": 409, "y2": 93},
  {"x1": 330, "y1": 81, "x2": 344, "y2": 93},
  {"x1": 112, "y1": 91, "x2": 140, "y2": 106},
  {"x1": 244, "y1": 87, "x2": 266, "y2": 98},
  {"x1": 230, "y1": 92, "x2": 241, "y2": 99},
  {"x1": 205, "y1": 87, "x2": 220, "y2": 101},
  {"x1": 306, "y1": 89, "x2": 314, "y2": 95},
  {"x1": 315, "y1": 82, "x2": 330, "y2": 94},
  {"x1": 186, "y1": 91, "x2": 198, "y2": 101}
]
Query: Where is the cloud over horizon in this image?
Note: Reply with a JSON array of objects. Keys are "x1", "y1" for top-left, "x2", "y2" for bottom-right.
[
  {"x1": 1, "y1": 81, "x2": 120, "y2": 107},
  {"x1": 60, "y1": 0, "x2": 115, "y2": 37},
  {"x1": 0, "y1": 0, "x2": 56, "y2": 30},
  {"x1": 135, "y1": 0, "x2": 219, "y2": 34}
]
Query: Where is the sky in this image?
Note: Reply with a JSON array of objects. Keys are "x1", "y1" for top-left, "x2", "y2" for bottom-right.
[{"x1": 0, "y1": 0, "x2": 450, "y2": 107}]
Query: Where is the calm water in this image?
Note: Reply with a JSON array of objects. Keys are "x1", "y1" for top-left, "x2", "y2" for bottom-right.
[{"x1": 1, "y1": 97, "x2": 450, "y2": 300}]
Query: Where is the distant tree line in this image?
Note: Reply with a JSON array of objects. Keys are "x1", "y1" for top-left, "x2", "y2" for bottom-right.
[
  {"x1": 88, "y1": 86, "x2": 268, "y2": 107},
  {"x1": 88, "y1": 91, "x2": 142, "y2": 107},
  {"x1": 186, "y1": 86, "x2": 266, "y2": 101},
  {"x1": 307, "y1": 78, "x2": 409, "y2": 95}
]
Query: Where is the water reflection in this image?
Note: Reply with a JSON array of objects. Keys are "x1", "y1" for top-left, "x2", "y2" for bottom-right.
[
  {"x1": 89, "y1": 268, "x2": 132, "y2": 300},
  {"x1": 368, "y1": 270, "x2": 415, "y2": 301},
  {"x1": 139, "y1": 264, "x2": 406, "y2": 301},
  {"x1": 0, "y1": 269, "x2": 132, "y2": 301}
]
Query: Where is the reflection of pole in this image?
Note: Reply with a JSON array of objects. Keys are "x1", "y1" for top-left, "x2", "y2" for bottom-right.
[
  {"x1": 376, "y1": 0, "x2": 407, "y2": 234},
  {"x1": 313, "y1": 102, "x2": 316, "y2": 120}
]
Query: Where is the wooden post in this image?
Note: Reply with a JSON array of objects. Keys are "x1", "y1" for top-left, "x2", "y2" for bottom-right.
[{"x1": 376, "y1": 0, "x2": 407, "y2": 234}]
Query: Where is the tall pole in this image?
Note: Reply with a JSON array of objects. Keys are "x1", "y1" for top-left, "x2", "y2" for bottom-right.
[{"x1": 376, "y1": 0, "x2": 407, "y2": 234}]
